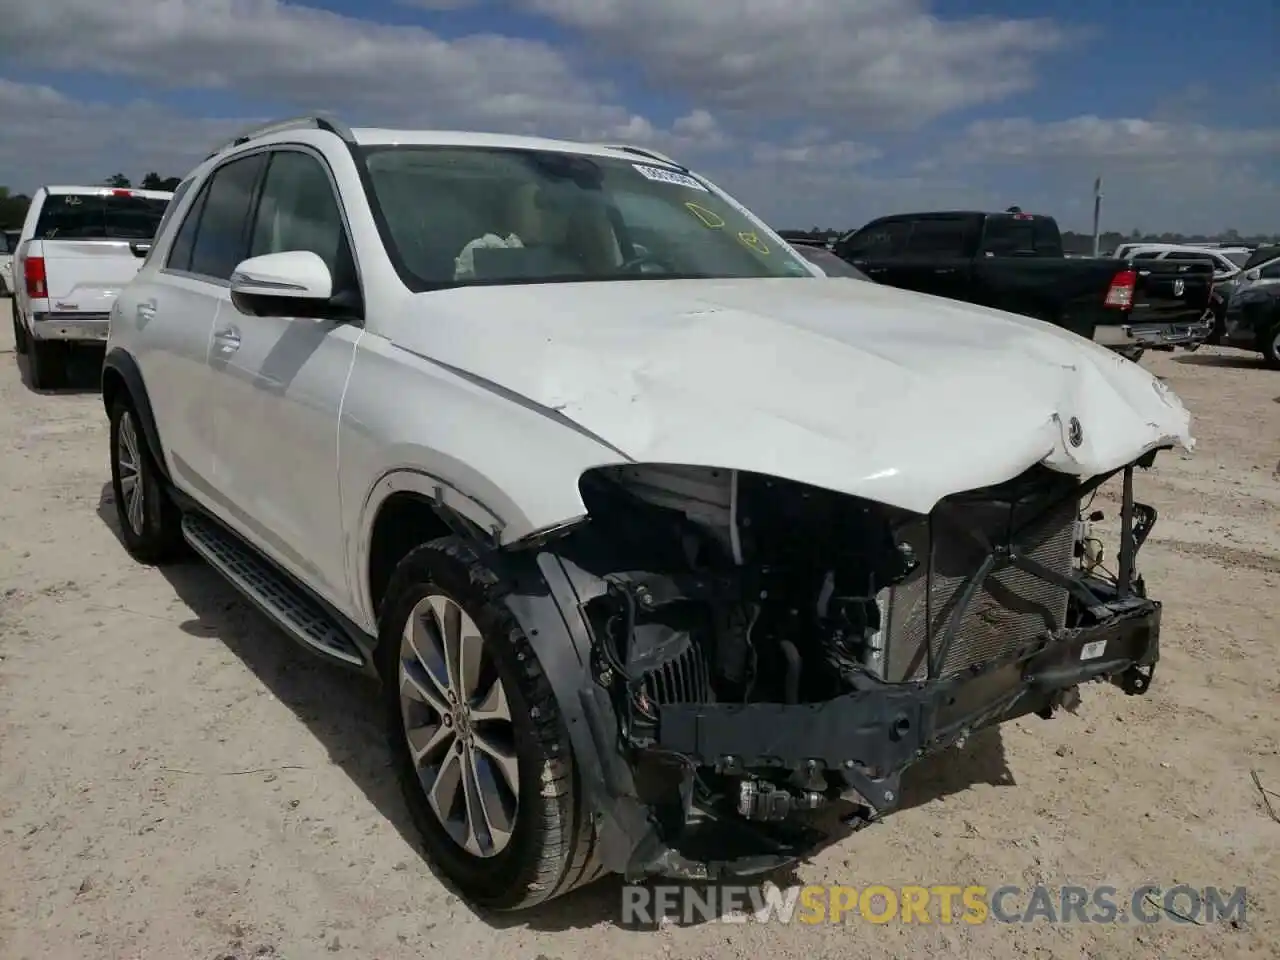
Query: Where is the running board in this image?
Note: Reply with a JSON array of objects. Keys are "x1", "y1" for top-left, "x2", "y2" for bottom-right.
[{"x1": 181, "y1": 513, "x2": 366, "y2": 668}]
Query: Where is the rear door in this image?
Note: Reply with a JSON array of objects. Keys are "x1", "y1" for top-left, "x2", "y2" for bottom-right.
[
  {"x1": 31, "y1": 189, "x2": 171, "y2": 321},
  {"x1": 882, "y1": 215, "x2": 976, "y2": 300},
  {"x1": 130, "y1": 156, "x2": 266, "y2": 498}
]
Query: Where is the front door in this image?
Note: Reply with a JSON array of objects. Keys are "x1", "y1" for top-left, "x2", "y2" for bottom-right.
[{"x1": 205, "y1": 147, "x2": 363, "y2": 611}]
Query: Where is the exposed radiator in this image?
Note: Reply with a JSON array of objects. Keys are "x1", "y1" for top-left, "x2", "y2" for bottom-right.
[
  {"x1": 641, "y1": 639, "x2": 713, "y2": 705},
  {"x1": 879, "y1": 487, "x2": 1079, "y2": 683}
]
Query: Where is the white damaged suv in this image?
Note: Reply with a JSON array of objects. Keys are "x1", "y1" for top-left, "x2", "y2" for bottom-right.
[{"x1": 103, "y1": 115, "x2": 1193, "y2": 911}]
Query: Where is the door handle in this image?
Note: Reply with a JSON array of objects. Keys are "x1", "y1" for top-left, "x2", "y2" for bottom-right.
[
  {"x1": 136, "y1": 299, "x2": 157, "y2": 322},
  {"x1": 213, "y1": 325, "x2": 241, "y2": 354},
  {"x1": 934, "y1": 268, "x2": 958, "y2": 274}
]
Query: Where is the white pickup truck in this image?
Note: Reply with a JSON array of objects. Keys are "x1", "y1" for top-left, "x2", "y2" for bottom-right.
[{"x1": 12, "y1": 185, "x2": 171, "y2": 388}]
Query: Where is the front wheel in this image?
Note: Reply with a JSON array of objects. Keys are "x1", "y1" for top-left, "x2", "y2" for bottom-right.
[{"x1": 377, "y1": 537, "x2": 603, "y2": 910}]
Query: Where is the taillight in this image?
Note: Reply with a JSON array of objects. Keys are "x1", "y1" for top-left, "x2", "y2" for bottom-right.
[
  {"x1": 24, "y1": 255, "x2": 46, "y2": 298},
  {"x1": 1104, "y1": 269, "x2": 1136, "y2": 309},
  {"x1": 110, "y1": 189, "x2": 134, "y2": 197}
]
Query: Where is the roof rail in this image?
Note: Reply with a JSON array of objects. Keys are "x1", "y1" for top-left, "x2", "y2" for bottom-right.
[
  {"x1": 596, "y1": 143, "x2": 686, "y2": 170},
  {"x1": 205, "y1": 114, "x2": 355, "y2": 161}
]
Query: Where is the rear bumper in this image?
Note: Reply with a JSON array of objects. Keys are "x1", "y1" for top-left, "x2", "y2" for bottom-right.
[
  {"x1": 1094, "y1": 318, "x2": 1212, "y2": 352},
  {"x1": 30, "y1": 311, "x2": 111, "y2": 343}
]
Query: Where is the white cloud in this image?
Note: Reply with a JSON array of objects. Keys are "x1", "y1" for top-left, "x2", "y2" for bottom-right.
[
  {"x1": 0, "y1": 0, "x2": 625, "y2": 135},
  {"x1": 955, "y1": 116, "x2": 1280, "y2": 164},
  {"x1": 945, "y1": 116, "x2": 1280, "y2": 235},
  {"x1": 520, "y1": 0, "x2": 1074, "y2": 132},
  {"x1": 0, "y1": 80, "x2": 256, "y2": 190},
  {"x1": 0, "y1": 2, "x2": 1276, "y2": 234}
]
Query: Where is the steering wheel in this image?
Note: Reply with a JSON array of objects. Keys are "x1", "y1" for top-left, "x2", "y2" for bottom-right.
[{"x1": 618, "y1": 250, "x2": 675, "y2": 274}]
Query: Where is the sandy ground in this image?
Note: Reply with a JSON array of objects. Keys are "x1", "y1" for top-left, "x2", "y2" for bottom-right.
[{"x1": 1, "y1": 298, "x2": 1278, "y2": 960}]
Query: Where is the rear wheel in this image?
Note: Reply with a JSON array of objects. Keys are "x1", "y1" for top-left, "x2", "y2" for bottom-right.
[
  {"x1": 108, "y1": 397, "x2": 185, "y2": 564},
  {"x1": 10, "y1": 304, "x2": 27, "y2": 355},
  {"x1": 378, "y1": 537, "x2": 603, "y2": 910},
  {"x1": 29, "y1": 339, "x2": 67, "y2": 389}
]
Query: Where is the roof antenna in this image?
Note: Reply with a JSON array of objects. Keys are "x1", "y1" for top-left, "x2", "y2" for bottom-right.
[{"x1": 1006, "y1": 205, "x2": 1022, "y2": 214}]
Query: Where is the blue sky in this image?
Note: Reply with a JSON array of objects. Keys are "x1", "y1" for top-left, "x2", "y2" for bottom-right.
[{"x1": 2, "y1": 0, "x2": 1277, "y2": 234}]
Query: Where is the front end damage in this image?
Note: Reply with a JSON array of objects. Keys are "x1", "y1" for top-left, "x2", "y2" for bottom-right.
[{"x1": 501, "y1": 453, "x2": 1165, "y2": 882}]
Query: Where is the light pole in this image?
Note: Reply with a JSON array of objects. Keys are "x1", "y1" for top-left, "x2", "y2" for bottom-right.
[{"x1": 1092, "y1": 176, "x2": 1103, "y2": 258}]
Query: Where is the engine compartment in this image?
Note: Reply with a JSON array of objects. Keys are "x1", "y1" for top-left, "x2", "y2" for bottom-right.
[{"x1": 544, "y1": 461, "x2": 1115, "y2": 833}]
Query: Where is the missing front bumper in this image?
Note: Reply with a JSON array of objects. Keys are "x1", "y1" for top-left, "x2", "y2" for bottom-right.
[
  {"x1": 614, "y1": 458, "x2": 1164, "y2": 882},
  {"x1": 619, "y1": 590, "x2": 1159, "y2": 881}
]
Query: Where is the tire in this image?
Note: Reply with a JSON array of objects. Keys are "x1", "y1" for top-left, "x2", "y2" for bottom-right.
[
  {"x1": 1207, "y1": 304, "x2": 1225, "y2": 346},
  {"x1": 1263, "y1": 325, "x2": 1280, "y2": 370},
  {"x1": 29, "y1": 338, "x2": 67, "y2": 389},
  {"x1": 108, "y1": 396, "x2": 185, "y2": 564},
  {"x1": 377, "y1": 537, "x2": 603, "y2": 911},
  {"x1": 10, "y1": 304, "x2": 27, "y2": 355}
]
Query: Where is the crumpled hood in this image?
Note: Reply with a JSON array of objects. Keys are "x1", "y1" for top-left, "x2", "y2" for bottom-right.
[{"x1": 390, "y1": 277, "x2": 1193, "y2": 514}]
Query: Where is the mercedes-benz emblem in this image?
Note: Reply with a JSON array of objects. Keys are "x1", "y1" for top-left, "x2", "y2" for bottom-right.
[
  {"x1": 1172, "y1": 279, "x2": 1185, "y2": 297},
  {"x1": 1068, "y1": 416, "x2": 1084, "y2": 447}
]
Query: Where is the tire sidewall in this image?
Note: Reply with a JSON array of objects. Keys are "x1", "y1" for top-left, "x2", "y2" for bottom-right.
[
  {"x1": 109, "y1": 399, "x2": 170, "y2": 557},
  {"x1": 1265, "y1": 325, "x2": 1280, "y2": 367},
  {"x1": 376, "y1": 544, "x2": 573, "y2": 906}
]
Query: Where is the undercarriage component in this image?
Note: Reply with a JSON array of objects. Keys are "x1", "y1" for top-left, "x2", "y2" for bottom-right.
[{"x1": 737, "y1": 778, "x2": 825, "y2": 821}]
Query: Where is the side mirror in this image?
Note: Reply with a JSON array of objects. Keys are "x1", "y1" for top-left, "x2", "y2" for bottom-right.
[
  {"x1": 1244, "y1": 268, "x2": 1261, "y2": 282},
  {"x1": 231, "y1": 251, "x2": 332, "y2": 300}
]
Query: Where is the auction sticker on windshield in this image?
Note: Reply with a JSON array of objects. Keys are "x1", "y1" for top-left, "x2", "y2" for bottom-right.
[{"x1": 633, "y1": 163, "x2": 708, "y2": 191}]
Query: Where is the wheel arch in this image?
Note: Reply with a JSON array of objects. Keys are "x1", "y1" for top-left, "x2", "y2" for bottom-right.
[
  {"x1": 359, "y1": 470, "x2": 507, "y2": 625},
  {"x1": 102, "y1": 348, "x2": 169, "y2": 480}
]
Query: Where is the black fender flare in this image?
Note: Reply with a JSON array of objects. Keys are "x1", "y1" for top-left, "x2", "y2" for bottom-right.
[
  {"x1": 492, "y1": 547, "x2": 663, "y2": 877},
  {"x1": 101, "y1": 348, "x2": 169, "y2": 481}
]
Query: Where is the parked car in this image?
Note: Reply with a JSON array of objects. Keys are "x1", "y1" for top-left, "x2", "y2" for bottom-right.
[
  {"x1": 833, "y1": 210, "x2": 1215, "y2": 361},
  {"x1": 1121, "y1": 243, "x2": 1252, "y2": 343},
  {"x1": 1231, "y1": 245, "x2": 1280, "y2": 299},
  {"x1": 1223, "y1": 282, "x2": 1280, "y2": 367},
  {"x1": 11, "y1": 185, "x2": 172, "y2": 388},
  {"x1": 103, "y1": 115, "x2": 1190, "y2": 912},
  {"x1": 785, "y1": 236, "x2": 871, "y2": 279},
  {"x1": 0, "y1": 229, "x2": 12, "y2": 296},
  {"x1": 1112, "y1": 241, "x2": 1253, "y2": 266}
]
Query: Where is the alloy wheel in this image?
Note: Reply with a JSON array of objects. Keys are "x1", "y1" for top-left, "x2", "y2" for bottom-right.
[
  {"x1": 116, "y1": 411, "x2": 146, "y2": 536},
  {"x1": 398, "y1": 594, "x2": 520, "y2": 858}
]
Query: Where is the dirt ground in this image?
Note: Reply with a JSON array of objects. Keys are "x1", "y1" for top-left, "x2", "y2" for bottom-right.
[{"x1": 1, "y1": 298, "x2": 1277, "y2": 960}]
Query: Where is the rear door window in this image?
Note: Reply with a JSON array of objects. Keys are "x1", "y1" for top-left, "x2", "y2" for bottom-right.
[
  {"x1": 901, "y1": 218, "x2": 971, "y2": 258},
  {"x1": 980, "y1": 216, "x2": 1061, "y2": 257},
  {"x1": 33, "y1": 192, "x2": 170, "y2": 241}
]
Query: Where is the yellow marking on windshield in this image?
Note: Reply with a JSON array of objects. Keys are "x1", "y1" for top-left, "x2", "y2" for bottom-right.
[
  {"x1": 737, "y1": 231, "x2": 769, "y2": 255},
  {"x1": 685, "y1": 202, "x2": 725, "y2": 229}
]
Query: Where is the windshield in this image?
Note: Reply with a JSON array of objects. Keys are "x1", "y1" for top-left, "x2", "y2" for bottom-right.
[
  {"x1": 360, "y1": 146, "x2": 814, "y2": 290},
  {"x1": 34, "y1": 192, "x2": 170, "y2": 241},
  {"x1": 1221, "y1": 250, "x2": 1250, "y2": 268}
]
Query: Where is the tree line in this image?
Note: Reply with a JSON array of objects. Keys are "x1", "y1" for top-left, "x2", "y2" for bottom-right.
[{"x1": 0, "y1": 173, "x2": 184, "y2": 229}]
